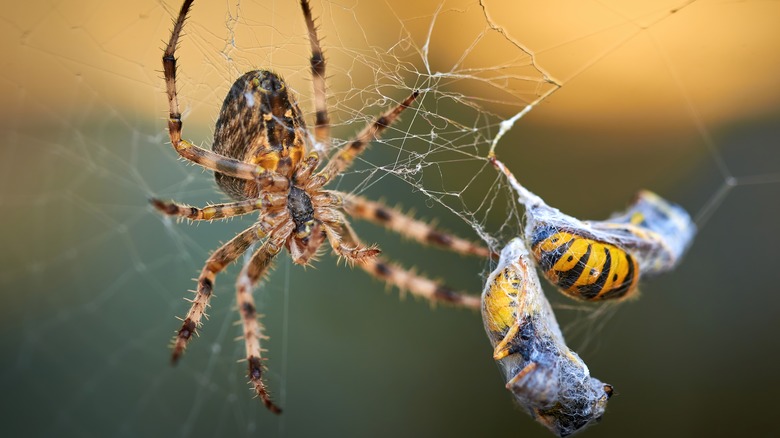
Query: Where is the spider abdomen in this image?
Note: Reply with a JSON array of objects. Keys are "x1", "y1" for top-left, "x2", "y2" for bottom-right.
[{"x1": 213, "y1": 70, "x2": 307, "y2": 200}]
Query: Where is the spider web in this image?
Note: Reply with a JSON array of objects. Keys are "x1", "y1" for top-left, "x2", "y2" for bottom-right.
[{"x1": 2, "y1": 0, "x2": 779, "y2": 437}]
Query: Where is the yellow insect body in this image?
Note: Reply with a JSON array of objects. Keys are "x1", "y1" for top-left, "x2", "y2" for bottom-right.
[
  {"x1": 482, "y1": 239, "x2": 613, "y2": 436},
  {"x1": 531, "y1": 228, "x2": 639, "y2": 301},
  {"x1": 491, "y1": 157, "x2": 695, "y2": 301}
]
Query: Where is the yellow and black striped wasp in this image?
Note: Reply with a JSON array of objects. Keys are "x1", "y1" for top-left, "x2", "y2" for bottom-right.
[{"x1": 490, "y1": 156, "x2": 696, "y2": 301}]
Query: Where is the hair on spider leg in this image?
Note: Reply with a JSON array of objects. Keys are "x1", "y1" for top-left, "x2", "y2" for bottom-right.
[{"x1": 341, "y1": 194, "x2": 492, "y2": 259}]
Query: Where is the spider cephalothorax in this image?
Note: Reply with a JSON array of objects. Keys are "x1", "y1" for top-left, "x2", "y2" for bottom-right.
[
  {"x1": 210, "y1": 68, "x2": 355, "y2": 264},
  {"x1": 151, "y1": 0, "x2": 491, "y2": 413}
]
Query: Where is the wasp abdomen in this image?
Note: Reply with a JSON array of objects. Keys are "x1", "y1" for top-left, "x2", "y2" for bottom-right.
[{"x1": 531, "y1": 227, "x2": 639, "y2": 301}]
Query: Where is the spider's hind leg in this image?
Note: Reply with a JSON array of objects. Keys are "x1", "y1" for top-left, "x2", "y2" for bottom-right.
[
  {"x1": 337, "y1": 220, "x2": 481, "y2": 309},
  {"x1": 359, "y1": 255, "x2": 481, "y2": 310},
  {"x1": 235, "y1": 231, "x2": 290, "y2": 414},
  {"x1": 171, "y1": 224, "x2": 263, "y2": 363},
  {"x1": 315, "y1": 199, "x2": 481, "y2": 309}
]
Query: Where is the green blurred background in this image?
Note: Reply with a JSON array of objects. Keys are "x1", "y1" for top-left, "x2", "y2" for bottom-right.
[{"x1": 2, "y1": 1, "x2": 779, "y2": 437}]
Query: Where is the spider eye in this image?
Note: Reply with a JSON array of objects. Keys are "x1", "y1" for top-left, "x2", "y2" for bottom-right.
[
  {"x1": 258, "y1": 71, "x2": 285, "y2": 93},
  {"x1": 295, "y1": 220, "x2": 315, "y2": 240}
]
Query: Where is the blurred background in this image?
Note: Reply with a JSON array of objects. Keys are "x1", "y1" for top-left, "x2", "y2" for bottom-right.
[{"x1": 1, "y1": 0, "x2": 779, "y2": 437}]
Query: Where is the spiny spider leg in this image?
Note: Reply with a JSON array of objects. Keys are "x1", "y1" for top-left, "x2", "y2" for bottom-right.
[
  {"x1": 300, "y1": 0, "x2": 329, "y2": 149},
  {"x1": 341, "y1": 193, "x2": 492, "y2": 258},
  {"x1": 163, "y1": 0, "x2": 282, "y2": 182},
  {"x1": 321, "y1": 221, "x2": 381, "y2": 264},
  {"x1": 235, "y1": 222, "x2": 293, "y2": 414},
  {"x1": 171, "y1": 223, "x2": 266, "y2": 363},
  {"x1": 338, "y1": 220, "x2": 481, "y2": 309},
  {"x1": 150, "y1": 194, "x2": 287, "y2": 221},
  {"x1": 359, "y1": 254, "x2": 481, "y2": 309},
  {"x1": 310, "y1": 200, "x2": 381, "y2": 264},
  {"x1": 310, "y1": 91, "x2": 420, "y2": 187}
]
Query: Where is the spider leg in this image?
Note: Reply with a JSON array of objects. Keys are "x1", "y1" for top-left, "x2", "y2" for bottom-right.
[
  {"x1": 162, "y1": 0, "x2": 283, "y2": 182},
  {"x1": 311, "y1": 91, "x2": 420, "y2": 187},
  {"x1": 321, "y1": 221, "x2": 381, "y2": 264},
  {"x1": 339, "y1": 193, "x2": 492, "y2": 259},
  {"x1": 171, "y1": 224, "x2": 265, "y2": 363},
  {"x1": 299, "y1": 0, "x2": 329, "y2": 150},
  {"x1": 338, "y1": 219, "x2": 480, "y2": 309},
  {"x1": 235, "y1": 225, "x2": 292, "y2": 414},
  {"x1": 313, "y1": 205, "x2": 381, "y2": 264},
  {"x1": 150, "y1": 194, "x2": 286, "y2": 221},
  {"x1": 357, "y1": 254, "x2": 481, "y2": 310}
]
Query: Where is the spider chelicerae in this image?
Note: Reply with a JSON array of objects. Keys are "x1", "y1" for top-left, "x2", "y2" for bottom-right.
[{"x1": 151, "y1": 0, "x2": 490, "y2": 412}]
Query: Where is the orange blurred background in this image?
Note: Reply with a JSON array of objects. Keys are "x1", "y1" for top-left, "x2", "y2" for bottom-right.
[{"x1": 4, "y1": 0, "x2": 778, "y2": 128}]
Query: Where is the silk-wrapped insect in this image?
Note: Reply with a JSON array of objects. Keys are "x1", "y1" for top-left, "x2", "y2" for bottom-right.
[
  {"x1": 482, "y1": 238, "x2": 613, "y2": 437},
  {"x1": 490, "y1": 156, "x2": 696, "y2": 301}
]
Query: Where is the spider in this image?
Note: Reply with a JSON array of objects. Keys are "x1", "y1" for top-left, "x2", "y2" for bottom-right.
[{"x1": 151, "y1": 0, "x2": 491, "y2": 413}]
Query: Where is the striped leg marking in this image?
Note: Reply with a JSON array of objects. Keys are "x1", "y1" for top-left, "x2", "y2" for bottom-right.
[
  {"x1": 342, "y1": 193, "x2": 491, "y2": 258},
  {"x1": 150, "y1": 195, "x2": 286, "y2": 221},
  {"x1": 235, "y1": 233, "x2": 288, "y2": 414},
  {"x1": 171, "y1": 225, "x2": 264, "y2": 363}
]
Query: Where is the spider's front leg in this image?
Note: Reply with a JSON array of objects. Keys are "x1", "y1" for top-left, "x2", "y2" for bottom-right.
[
  {"x1": 162, "y1": 0, "x2": 277, "y2": 182},
  {"x1": 300, "y1": 0, "x2": 330, "y2": 149},
  {"x1": 235, "y1": 221, "x2": 294, "y2": 414},
  {"x1": 358, "y1": 254, "x2": 482, "y2": 310}
]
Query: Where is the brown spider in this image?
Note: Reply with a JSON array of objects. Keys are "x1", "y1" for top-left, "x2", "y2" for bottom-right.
[{"x1": 151, "y1": 0, "x2": 490, "y2": 413}]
